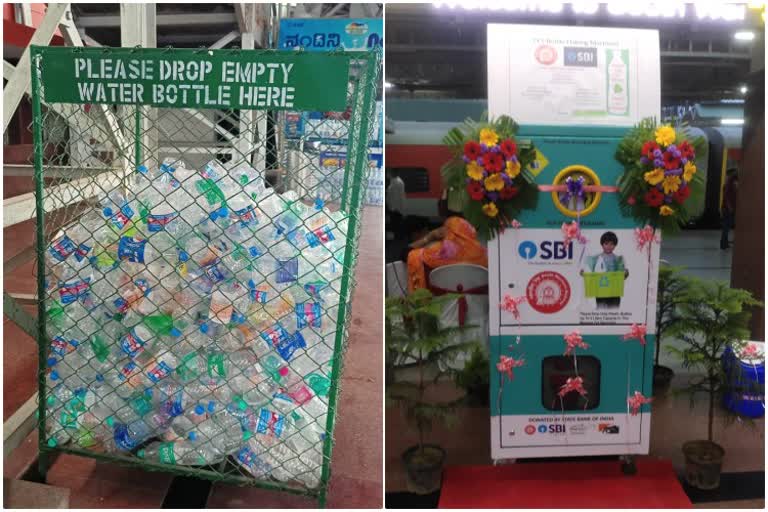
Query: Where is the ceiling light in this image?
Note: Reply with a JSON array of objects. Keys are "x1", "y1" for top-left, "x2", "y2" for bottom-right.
[
  {"x1": 721, "y1": 118, "x2": 745, "y2": 125},
  {"x1": 740, "y1": 85, "x2": 748, "y2": 94},
  {"x1": 721, "y1": 98, "x2": 745, "y2": 104},
  {"x1": 734, "y1": 31, "x2": 756, "y2": 41},
  {"x1": 385, "y1": 82, "x2": 394, "y2": 89}
]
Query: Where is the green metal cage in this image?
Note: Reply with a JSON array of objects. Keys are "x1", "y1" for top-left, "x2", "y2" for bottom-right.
[{"x1": 30, "y1": 45, "x2": 380, "y2": 507}]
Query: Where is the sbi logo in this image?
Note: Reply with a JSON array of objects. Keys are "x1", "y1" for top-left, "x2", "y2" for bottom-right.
[
  {"x1": 537, "y1": 424, "x2": 547, "y2": 433},
  {"x1": 538, "y1": 423, "x2": 566, "y2": 434},
  {"x1": 519, "y1": 240, "x2": 574, "y2": 260}
]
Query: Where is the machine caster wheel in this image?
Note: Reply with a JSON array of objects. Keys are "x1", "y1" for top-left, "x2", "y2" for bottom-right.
[{"x1": 620, "y1": 456, "x2": 637, "y2": 475}]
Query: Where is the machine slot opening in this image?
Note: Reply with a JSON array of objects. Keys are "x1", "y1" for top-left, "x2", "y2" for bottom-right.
[{"x1": 541, "y1": 355, "x2": 601, "y2": 411}]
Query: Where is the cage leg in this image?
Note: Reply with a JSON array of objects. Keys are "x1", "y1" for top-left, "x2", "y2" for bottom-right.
[
  {"x1": 620, "y1": 454, "x2": 637, "y2": 475},
  {"x1": 36, "y1": 451, "x2": 52, "y2": 483},
  {"x1": 318, "y1": 480, "x2": 329, "y2": 509}
]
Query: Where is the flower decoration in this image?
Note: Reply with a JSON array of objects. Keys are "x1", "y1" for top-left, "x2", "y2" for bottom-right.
[
  {"x1": 441, "y1": 115, "x2": 538, "y2": 240},
  {"x1": 634, "y1": 225, "x2": 659, "y2": 252},
  {"x1": 561, "y1": 220, "x2": 586, "y2": 245},
  {"x1": 564, "y1": 330, "x2": 589, "y2": 356},
  {"x1": 500, "y1": 294, "x2": 526, "y2": 319},
  {"x1": 622, "y1": 323, "x2": 647, "y2": 346},
  {"x1": 511, "y1": 219, "x2": 522, "y2": 229},
  {"x1": 616, "y1": 119, "x2": 705, "y2": 236},
  {"x1": 627, "y1": 391, "x2": 653, "y2": 416},
  {"x1": 497, "y1": 355, "x2": 525, "y2": 381}
]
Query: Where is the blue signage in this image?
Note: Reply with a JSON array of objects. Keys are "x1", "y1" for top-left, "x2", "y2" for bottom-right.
[{"x1": 278, "y1": 18, "x2": 383, "y2": 52}]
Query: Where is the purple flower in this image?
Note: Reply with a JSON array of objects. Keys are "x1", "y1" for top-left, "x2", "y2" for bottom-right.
[
  {"x1": 665, "y1": 168, "x2": 682, "y2": 176},
  {"x1": 462, "y1": 155, "x2": 470, "y2": 163},
  {"x1": 656, "y1": 184, "x2": 664, "y2": 191},
  {"x1": 640, "y1": 156, "x2": 649, "y2": 165},
  {"x1": 480, "y1": 143, "x2": 488, "y2": 151},
  {"x1": 653, "y1": 159, "x2": 664, "y2": 168},
  {"x1": 653, "y1": 149, "x2": 663, "y2": 158},
  {"x1": 490, "y1": 145, "x2": 500, "y2": 153},
  {"x1": 501, "y1": 173, "x2": 512, "y2": 184},
  {"x1": 667, "y1": 144, "x2": 677, "y2": 152},
  {"x1": 664, "y1": 195, "x2": 673, "y2": 204},
  {"x1": 477, "y1": 157, "x2": 484, "y2": 166},
  {"x1": 681, "y1": 158, "x2": 688, "y2": 165},
  {"x1": 672, "y1": 150, "x2": 681, "y2": 159},
  {"x1": 486, "y1": 191, "x2": 499, "y2": 202},
  {"x1": 511, "y1": 155, "x2": 518, "y2": 163}
]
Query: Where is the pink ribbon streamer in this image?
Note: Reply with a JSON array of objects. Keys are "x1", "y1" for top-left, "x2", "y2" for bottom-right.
[
  {"x1": 561, "y1": 220, "x2": 587, "y2": 245},
  {"x1": 511, "y1": 219, "x2": 522, "y2": 229},
  {"x1": 634, "y1": 225, "x2": 660, "y2": 252},
  {"x1": 563, "y1": 330, "x2": 590, "y2": 356},
  {"x1": 623, "y1": 324, "x2": 647, "y2": 346},
  {"x1": 538, "y1": 184, "x2": 619, "y2": 193},
  {"x1": 558, "y1": 376, "x2": 588, "y2": 398},
  {"x1": 497, "y1": 355, "x2": 525, "y2": 381},
  {"x1": 627, "y1": 391, "x2": 653, "y2": 416},
  {"x1": 500, "y1": 294, "x2": 526, "y2": 320}
]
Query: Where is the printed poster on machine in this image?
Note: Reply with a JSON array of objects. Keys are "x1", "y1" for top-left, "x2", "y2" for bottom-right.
[{"x1": 496, "y1": 229, "x2": 656, "y2": 334}]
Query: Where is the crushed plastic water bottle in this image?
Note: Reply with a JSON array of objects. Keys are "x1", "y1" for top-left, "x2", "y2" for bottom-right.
[{"x1": 41, "y1": 158, "x2": 344, "y2": 488}]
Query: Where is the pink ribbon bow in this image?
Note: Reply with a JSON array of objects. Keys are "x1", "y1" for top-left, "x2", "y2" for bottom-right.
[
  {"x1": 634, "y1": 225, "x2": 659, "y2": 252},
  {"x1": 740, "y1": 343, "x2": 761, "y2": 361},
  {"x1": 564, "y1": 330, "x2": 590, "y2": 356},
  {"x1": 558, "y1": 376, "x2": 587, "y2": 398},
  {"x1": 497, "y1": 355, "x2": 525, "y2": 381},
  {"x1": 561, "y1": 220, "x2": 586, "y2": 245},
  {"x1": 627, "y1": 391, "x2": 653, "y2": 416},
  {"x1": 500, "y1": 294, "x2": 527, "y2": 320},
  {"x1": 623, "y1": 324, "x2": 647, "y2": 346},
  {"x1": 511, "y1": 219, "x2": 522, "y2": 229}
]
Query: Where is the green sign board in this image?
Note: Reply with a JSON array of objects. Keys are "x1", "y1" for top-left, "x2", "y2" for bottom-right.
[{"x1": 31, "y1": 46, "x2": 350, "y2": 111}]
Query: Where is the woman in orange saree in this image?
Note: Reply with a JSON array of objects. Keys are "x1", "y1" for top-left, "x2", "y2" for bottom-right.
[{"x1": 406, "y1": 216, "x2": 488, "y2": 291}]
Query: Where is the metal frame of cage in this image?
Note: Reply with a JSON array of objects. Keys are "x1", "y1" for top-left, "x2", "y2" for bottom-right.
[{"x1": 30, "y1": 44, "x2": 380, "y2": 508}]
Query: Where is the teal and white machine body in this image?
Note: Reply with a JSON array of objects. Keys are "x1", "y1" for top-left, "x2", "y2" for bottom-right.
[
  {"x1": 488, "y1": 126, "x2": 659, "y2": 459},
  {"x1": 487, "y1": 25, "x2": 661, "y2": 459}
]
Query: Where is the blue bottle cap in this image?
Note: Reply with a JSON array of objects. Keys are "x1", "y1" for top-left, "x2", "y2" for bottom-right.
[
  {"x1": 200, "y1": 323, "x2": 209, "y2": 334},
  {"x1": 170, "y1": 327, "x2": 182, "y2": 337},
  {"x1": 50, "y1": 370, "x2": 59, "y2": 381},
  {"x1": 314, "y1": 198, "x2": 324, "y2": 210},
  {"x1": 209, "y1": 211, "x2": 219, "y2": 221},
  {"x1": 188, "y1": 431, "x2": 198, "y2": 441},
  {"x1": 103, "y1": 207, "x2": 113, "y2": 217},
  {"x1": 47, "y1": 357, "x2": 57, "y2": 367},
  {"x1": 145, "y1": 388, "x2": 153, "y2": 398},
  {"x1": 70, "y1": 339, "x2": 80, "y2": 347},
  {"x1": 95, "y1": 374, "x2": 104, "y2": 382},
  {"x1": 178, "y1": 250, "x2": 190, "y2": 262},
  {"x1": 217, "y1": 206, "x2": 229, "y2": 218},
  {"x1": 194, "y1": 404, "x2": 205, "y2": 415},
  {"x1": 207, "y1": 401, "x2": 215, "y2": 413},
  {"x1": 249, "y1": 247, "x2": 260, "y2": 258},
  {"x1": 137, "y1": 165, "x2": 149, "y2": 174}
]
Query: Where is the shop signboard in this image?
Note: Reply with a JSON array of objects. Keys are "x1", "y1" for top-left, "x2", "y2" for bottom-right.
[{"x1": 278, "y1": 18, "x2": 383, "y2": 52}]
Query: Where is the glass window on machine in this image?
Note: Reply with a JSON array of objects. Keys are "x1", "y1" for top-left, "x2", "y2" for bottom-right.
[{"x1": 541, "y1": 356, "x2": 601, "y2": 411}]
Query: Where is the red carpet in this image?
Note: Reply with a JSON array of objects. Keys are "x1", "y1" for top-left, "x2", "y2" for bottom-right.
[{"x1": 438, "y1": 457, "x2": 692, "y2": 509}]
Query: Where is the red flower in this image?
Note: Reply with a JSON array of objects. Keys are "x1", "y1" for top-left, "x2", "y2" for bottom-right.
[
  {"x1": 467, "y1": 181, "x2": 485, "y2": 201},
  {"x1": 484, "y1": 152, "x2": 504, "y2": 173},
  {"x1": 644, "y1": 188, "x2": 665, "y2": 207},
  {"x1": 662, "y1": 150, "x2": 681, "y2": 170},
  {"x1": 464, "y1": 141, "x2": 481, "y2": 160},
  {"x1": 673, "y1": 186, "x2": 690, "y2": 204},
  {"x1": 678, "y1": 140, "x2": 694, "y2": 159},
  {"x1": 500, "y1": 139, "x2": 517, "y2": 158},
  {"x1": 627, "y1": 196, "x2": 637, "y2": 205},
  {"x1": 499, "y1": 185, "x2": 519, "y2": 200},
  {"x1": 641, "y1": 141, "x2": 659, "y2": 159}
]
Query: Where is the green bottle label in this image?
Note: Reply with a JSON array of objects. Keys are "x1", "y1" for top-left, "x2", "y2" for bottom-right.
[
  {"x1": 90, "y1": 335, "x2": 110, "y2": 363},
  {"x1": 307, "y1": 373, "x2": 331, "y2": 397},
  {"x1": 207, "y1": 353, "x2": 226, "y2": 378},
  {"x1": 60, "y1": 410, "x2": 78, "y2": 429},
  {"x1": 158, "y1": 442, "x2": 176, "y2": 464},
  {"x1": 177, "y1": 352, "x2": 199, "y2": 380},
  {"x1": 130, "y1": 394, "x2": 153, "y2": 417}
]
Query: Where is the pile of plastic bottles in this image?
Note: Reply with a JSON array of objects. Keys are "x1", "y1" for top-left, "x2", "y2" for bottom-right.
[{"x1": 42, "y1": 158, "x2": 349, "y2": 488}]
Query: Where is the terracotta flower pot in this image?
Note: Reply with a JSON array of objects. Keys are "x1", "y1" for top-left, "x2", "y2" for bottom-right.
[
  {"x1": 402, "y1": 444, "x2": 446, "y2": 495},
  {"x1": 682, "y1": 440, "x2": 725, "y2": 490}
]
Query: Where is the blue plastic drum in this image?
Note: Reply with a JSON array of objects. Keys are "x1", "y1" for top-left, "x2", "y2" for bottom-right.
[{"x1": 722, "y1": 342, "x2": 765, "y2": 418}]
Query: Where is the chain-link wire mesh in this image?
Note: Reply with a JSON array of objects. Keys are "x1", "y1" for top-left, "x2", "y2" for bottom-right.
[{"x1": 31, "y1": 46, "x2": 380, "y2": 502}]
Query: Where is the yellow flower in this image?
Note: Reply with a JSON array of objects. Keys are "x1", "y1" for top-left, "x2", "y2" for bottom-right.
[
  {"x1": 660, "y1": 205, "x2": 674, "y2": 216},
  {"x1": 506, "y1": 160, "x2": 521, "y2": 178},
  {"x1": 482, "y1": 202, "x2": 499, "y2": 218},
  {"x1": 466, "y1": 161, "x2": 484, "y2": 180},
  {"x1": 484, "y1": 173, "x2": 504, "y2": 192},
  {"x1": 479, "y1": 128, "x2": 499, "y2": 147},
  {"x1": 683, "y1": 161, "x2": 697, "y2": 181},
  {"x1": 662, "y1": 175, "x2": 681, "y2": 195},
  {"x1": 655, "y1": 125, "x2": 676, "y2": 146},
  {"x1": 643, "y1": 167, "x2": 665, "y2": 186}
]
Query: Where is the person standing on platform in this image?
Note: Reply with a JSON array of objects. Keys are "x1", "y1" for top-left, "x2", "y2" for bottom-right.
[
  {"x1": 386, "y1": 169, "x2": 406, "y2": 235},
  {"x1": 721, "y1": 168, "x2": 739, "y2": 250}
]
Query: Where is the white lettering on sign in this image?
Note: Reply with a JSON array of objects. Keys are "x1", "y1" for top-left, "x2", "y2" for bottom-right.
[{"x1": 69, "y1": 56, "x2": 302, "y2": 109}]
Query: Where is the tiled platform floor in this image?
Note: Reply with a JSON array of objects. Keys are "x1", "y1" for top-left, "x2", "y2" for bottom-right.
[{"x1": 4, "y1": 207, "x2": 383, "y2": 508}]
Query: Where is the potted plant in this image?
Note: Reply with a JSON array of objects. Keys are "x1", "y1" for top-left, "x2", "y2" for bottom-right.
[
  {"x1": 454, "y1": 347, "x2": 490, "y2": 407},
  {"x1": 653, "y1": 263, "x2": 691, "y2": 395},
  {"x1": 386, "y1": 288, "x2": 478, "y2": 494},
  {"x1": 666, "y1": 278, "x2": 762, "y2": 490}
]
